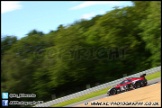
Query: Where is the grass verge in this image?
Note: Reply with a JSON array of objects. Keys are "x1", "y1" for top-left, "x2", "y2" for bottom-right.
[
  {"x1": 52, "y1": 71, "x2": 161, "y2": 107},
  {"x1": 53, "y1": 87, "x2": 110, "y2": 107},
  {"x1": 145, "y1": 71, "x2": 161, "y2": 80}
]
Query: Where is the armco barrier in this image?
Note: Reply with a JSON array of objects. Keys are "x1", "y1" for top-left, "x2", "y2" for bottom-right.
[{"x1": 34, "y1": 66, "x2": 161, "y2": 107}]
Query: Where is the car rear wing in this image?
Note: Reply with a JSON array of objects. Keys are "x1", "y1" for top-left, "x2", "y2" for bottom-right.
[{"x1": 140, "y1": 73, "x2": 146, "y2": 77}]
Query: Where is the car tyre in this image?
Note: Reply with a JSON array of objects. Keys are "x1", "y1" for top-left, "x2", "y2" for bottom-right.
[
  {"x1": 134, "y1": 82, "x2": 141, "y2": 89},
  {"x1": 109, "y1": 88, "x2": 117, "y2": 95}
]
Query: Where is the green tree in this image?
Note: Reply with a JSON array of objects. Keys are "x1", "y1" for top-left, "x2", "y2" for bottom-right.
[
  {"x1": 139, "y1": 1, "x2": 161, "y2": 67},
  {"x1": 1, "y1": 36, "x2": 17, "y2": 56}
]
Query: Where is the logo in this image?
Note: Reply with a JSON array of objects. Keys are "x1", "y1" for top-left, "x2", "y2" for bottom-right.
[
  {"x1": 2, "y1": 92, "x2": 8, "y2": 99},
  {"x1": 2, "y1": 100, "x2": 8, "y2": 106}
]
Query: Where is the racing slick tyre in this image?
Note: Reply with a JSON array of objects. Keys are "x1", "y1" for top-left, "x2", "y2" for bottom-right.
[
  {"x1": 127, "y1": 84, "x2": 134, "y2": 90},
  {"x1": 134, "y1": 82, "x2": 141, "y2": 89},
  {"x1": 140, "y1": 81, "x2": 147, "y2": 87},
  {"x1": 109, "y1": 88, "x2": 117, "y2": 96},
  {"x1": 143, "y1": 80, "x2": 147, "y2": 86}
]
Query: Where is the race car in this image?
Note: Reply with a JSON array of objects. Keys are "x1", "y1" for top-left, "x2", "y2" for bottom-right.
[{"x1": 107, "y1": 74, "x2": 147, "y2": 96}]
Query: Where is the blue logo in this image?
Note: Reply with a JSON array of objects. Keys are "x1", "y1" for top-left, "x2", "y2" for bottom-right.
[
  {"x1": 2, "y1": 92, "x2": 8, "y2": 99},
  {"x1": 2, "y1": 100, "x2": 8, "y2": 106}
]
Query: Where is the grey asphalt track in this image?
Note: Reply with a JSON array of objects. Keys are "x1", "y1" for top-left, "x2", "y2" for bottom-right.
[{"x1": 65, "y1": 77, "x2": 161, "y2": 107}]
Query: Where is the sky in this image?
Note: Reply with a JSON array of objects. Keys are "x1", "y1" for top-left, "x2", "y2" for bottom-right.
[{"x1": 1, "y1": 1, "x2": 133, "y2": 39}]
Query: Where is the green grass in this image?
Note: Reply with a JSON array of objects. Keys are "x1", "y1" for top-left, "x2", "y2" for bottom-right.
[
  {"x1": 52, "y1": 87, "x2": 111, "y2": 107},
  {"x1": 51, "y1": 71, "x2": 161, "y2": 107},
  {"x1": 145, "y1": 71, "x2": 161, "y2": 80}
]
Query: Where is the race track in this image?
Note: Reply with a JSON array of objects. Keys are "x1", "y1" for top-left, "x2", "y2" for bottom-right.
[{"x1": 66, "y1": 78, "x2": 161, "y2": 107}]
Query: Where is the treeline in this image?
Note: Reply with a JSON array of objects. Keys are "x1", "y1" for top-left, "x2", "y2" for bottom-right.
[{"x1": 1, "y1": 1, "x2": 161, "y2": 102}]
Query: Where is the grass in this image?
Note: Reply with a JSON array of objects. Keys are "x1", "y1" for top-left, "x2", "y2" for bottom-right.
[
  {"x1": 145, "y1": 71, "x2": 161, "y2": 80},
  {"x1": 53, "y1": 87, "x2": 110, "y2": 107},
  {"x1": 51, "y1": 71, "x2": 161, "y2": 107}
]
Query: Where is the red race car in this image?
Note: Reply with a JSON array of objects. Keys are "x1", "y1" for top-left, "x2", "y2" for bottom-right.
[{"x1": 107, "y1": 74, "x2": 147, "y2": 96}]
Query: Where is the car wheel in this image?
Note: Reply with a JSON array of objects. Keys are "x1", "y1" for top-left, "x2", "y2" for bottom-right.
[
  {"x1": 134, "y1": 82, "x2": 141, "y2": 89},
  {"x1": 127, "y1": 84, "x2": 134, "y2": 90},
  {"x1": 143, "y1": 80, "x2": 147, "y2": 86},
  {"x1": 140, "y1": 81, "x2": 144, "y2": 87},
  {"x1": 109, "y1": 88, "x2": 117, "y2": 95}
]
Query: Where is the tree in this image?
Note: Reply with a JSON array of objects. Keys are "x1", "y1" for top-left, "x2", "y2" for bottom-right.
[
  {"x1": 1, "y1": 36, "x2": 17, "y2": 56},
  {"x1": 139, "y1": 1, "x2": 161, "y2": 67}
]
